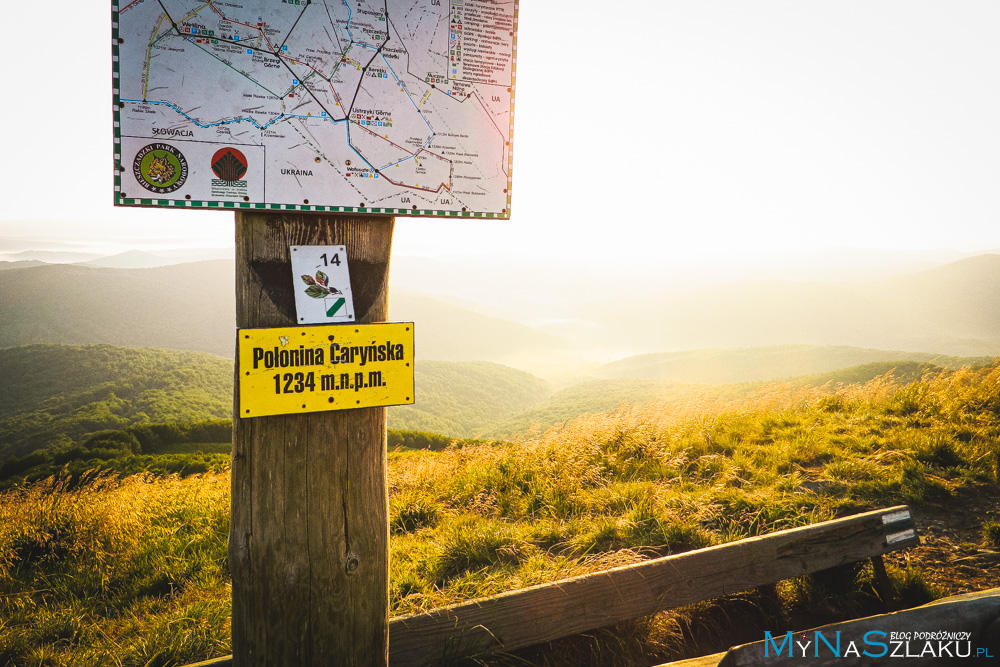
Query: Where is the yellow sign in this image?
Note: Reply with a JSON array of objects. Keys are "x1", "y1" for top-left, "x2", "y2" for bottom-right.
[{"x1": 238, "y1": 323, "x2": 415, "y2": 418}]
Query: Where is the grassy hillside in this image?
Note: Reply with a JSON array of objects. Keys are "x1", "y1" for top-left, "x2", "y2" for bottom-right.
[
  {"x1": 0, "y1": 420, "x2": 453, "y2": 491},
  {"x1": 479, "y1": 358, "x2": 980, "y2": 439},
  {"x1": 0, "y1": 345, "x2": 232, "y2": 459},
  {"x1": 6, "y1": 344, "x2": 987, "y2": 456},
  {"x1": 391, "y1": 360, "x2": 551, "y2": 436},
  {"x1": 0, "y1": 420, "x2": 233, "y2": 490},
  {"x1": 0, "y1": 472, "x2": 233, "y2": 666},
  {"x1": 481, "y1": 378, "x2": 700, "y2": 438},
  {"x1": 595, "y1": 345, "x2": 987, "y2": 383},
  {"x1": 792, "y1": 360, "x2": 950, "y2": 387},
  {"x1": 6, "y1": 363, "x2": 1000, "y2": 665}
]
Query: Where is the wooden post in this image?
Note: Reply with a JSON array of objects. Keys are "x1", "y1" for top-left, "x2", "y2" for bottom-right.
[{"x1": 230, "y1": 211, "x2": 394, "y2": 666}]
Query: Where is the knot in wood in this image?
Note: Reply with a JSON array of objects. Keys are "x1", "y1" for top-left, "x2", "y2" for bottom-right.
[{"x1": 345, "y1": 554, "x2": 361, "y2": 575}]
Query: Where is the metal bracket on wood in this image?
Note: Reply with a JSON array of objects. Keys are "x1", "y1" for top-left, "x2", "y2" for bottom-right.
[{"x1": 870, "y1": 554, "x2": 899, "y2": 612}]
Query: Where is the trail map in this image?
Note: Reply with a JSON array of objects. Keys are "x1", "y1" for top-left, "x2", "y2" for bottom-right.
[{"x1": 113, "y1": 0, "x2": 517, "y2": 217}]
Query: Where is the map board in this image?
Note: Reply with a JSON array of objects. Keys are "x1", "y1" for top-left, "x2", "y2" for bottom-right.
[
  {"x1": 238, "y1": 322, "x2": 414, "y2": 417},
  {"x1": 113, "y1": 0, "x2": 517, "y2": 218}
]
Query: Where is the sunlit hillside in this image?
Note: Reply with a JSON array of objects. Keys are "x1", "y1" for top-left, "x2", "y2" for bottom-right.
[
  {"x1": 593, "y1": 345, "x2": 988, "y2": 383},
  {"x1": 3, "y1": 364, "x2": 1000, "y2": 665},
  {"x1": 6, "y1": 344, "x2": 987, "y2": 463}
]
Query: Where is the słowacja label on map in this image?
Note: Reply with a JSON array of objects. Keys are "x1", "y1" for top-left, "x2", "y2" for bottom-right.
[
  {"x1": 112, "y1": 0, "x2": 517, "y2": 218},
  {"x1": 238, "y1": 322, "x2": 415, "y2": 417}
]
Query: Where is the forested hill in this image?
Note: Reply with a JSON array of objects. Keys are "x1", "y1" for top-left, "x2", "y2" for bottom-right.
[
  {"x1": 5, "y1": 343, "x2": 991, "y2": 462},
  {"x1": 0, "y1": 261, "x2": 235, "y2": 356},
  {"x1": 0, "y1": 345, "x2": 232, "y2": 459},
  {"x1": 0, "y1": 344, "x2": 552, "y2": 460}
]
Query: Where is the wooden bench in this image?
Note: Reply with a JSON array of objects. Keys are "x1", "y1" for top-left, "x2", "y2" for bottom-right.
[{"x1": 188, "y1": 505, "x2": 919, "y2": 667}]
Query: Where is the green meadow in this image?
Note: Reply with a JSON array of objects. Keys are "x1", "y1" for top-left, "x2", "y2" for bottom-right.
[{"x1": 4, "y1": 362, "x2": 1000, "y2": 665}]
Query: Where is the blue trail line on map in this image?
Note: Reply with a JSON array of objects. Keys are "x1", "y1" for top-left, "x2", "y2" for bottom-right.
[
  {"x1": 133, "y1": 0, "x2": 444, "y2": 182},
  {"x1": 341, "y1": 0, "x2": 356, "y2": 43},
  {"x1": 343, "y1": 122, "x2": 380, "y2": 172},
  {"x1": 377, "y1": 53, "x2": 436, "y2": 170},
  {"x1": 120, "y1": 98, "x2": 348, "y2": 131},
  {"x1": 342, "y1": 0, "x2": 434, "y2": 174}
]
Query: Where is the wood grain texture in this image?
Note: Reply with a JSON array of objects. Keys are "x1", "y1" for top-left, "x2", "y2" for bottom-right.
[
  {"x1": 201, "y1": 506, "x2": 917, "y2": 667},
  {"x1": 386, "y1": 506, "x2": 918, "y2": 666},
  {"x1": 231, "y1": 212, "x2": 394, "y2": 666}
]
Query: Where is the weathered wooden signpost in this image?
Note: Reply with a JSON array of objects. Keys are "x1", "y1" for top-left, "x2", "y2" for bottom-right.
[
  {"x1": 231, "y1": 212, "x2": 397, "y2": 663},
  {"x1": 114, "y1": 0, "x2": 517, "y2": 663}
]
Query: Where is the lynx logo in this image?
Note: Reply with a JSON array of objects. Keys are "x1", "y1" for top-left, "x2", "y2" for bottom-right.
[{"x1": 133, "y1": 143, "x2": 188, "y2": 194}]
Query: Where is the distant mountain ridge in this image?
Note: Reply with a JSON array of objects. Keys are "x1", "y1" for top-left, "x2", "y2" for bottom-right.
[
  {"x1": 581, "y1": 254, "x2": 1000, "y2": 358},
  {"x1": 390, "y1": 288, "x2": 576, "y2": 375},
  {"x1": 0, "y1": 250, "x2": 104, "y2": 263},
  {"x1": 1, "y1": 255, "x2": 999, "y2": 376},
  {"x1": 0, "y1": 261, "x2": 574, "y2": 371},
  {"x1": 0, "y1": 261, "x2": 237, "y2": 357},
  {"x1": 0, "y1": 260, "x2": 46, "y2": 271},
  {"x1": 390, "y1": 360, "x2": 551, "y2": 436},
  {"x1": 0, "y1": 248, "x2": 234, "y2": 266},
  {"x1": 594, "y1": 345, "x2": 988, "y2": 384},
  {"x1": 81, "y1": 250, "x2": 233, "y2": 268}
]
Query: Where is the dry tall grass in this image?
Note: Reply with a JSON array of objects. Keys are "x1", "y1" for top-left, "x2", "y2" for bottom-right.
[
  {"x1": 4, "y1": 363, "x2": 999, "y2": 665},
  {"x1": 0, "y1": 472, "x2": 230, "y2": 666}
]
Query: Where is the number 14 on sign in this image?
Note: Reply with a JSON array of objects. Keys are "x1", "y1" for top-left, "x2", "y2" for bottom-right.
[{"x1": 290, "y1": 245, "x2": 356, "y2": 324}]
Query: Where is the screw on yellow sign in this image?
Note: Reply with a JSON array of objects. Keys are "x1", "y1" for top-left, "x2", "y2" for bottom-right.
[{"x1": 238, "y1": 323, "x2": 415, "y2": 418}]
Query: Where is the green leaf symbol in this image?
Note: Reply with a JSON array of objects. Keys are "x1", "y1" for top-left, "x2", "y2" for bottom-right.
[
  {"x1": 316, "y1": 271, "x2": 329, "y2": 287},
  {"x1": 304, "y1": 285, "x2": 327, "y2": 299}
]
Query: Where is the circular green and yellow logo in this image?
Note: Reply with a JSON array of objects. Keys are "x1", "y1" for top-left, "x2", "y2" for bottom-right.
[{"x1": 133, "y1": 143, "x2": 188, "y2": 194}]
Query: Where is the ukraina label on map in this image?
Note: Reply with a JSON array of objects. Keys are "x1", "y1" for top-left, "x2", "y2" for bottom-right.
[{"x1": 112, "y1": 0, "x2": 518, "y2": 218}]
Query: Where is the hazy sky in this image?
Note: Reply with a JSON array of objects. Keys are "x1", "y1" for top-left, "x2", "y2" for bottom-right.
[{"x1": 2, "y1": 1, "x2": 999, "y2": 262}]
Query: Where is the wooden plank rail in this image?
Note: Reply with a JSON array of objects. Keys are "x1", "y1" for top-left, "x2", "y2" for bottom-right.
[
  {"x1": 186, "y1": 505, "x2": 918, "y2": 667},
  {"x1": 387, "y1": 506, "x2": 918, "y2": 666}
]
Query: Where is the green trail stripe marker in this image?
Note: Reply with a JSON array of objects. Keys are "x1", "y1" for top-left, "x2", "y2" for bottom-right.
[{"x1": 326, "y1": 297, "x2": 346, "y2": 317}]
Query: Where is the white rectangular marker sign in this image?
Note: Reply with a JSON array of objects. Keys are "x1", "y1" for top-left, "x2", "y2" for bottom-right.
[{"x1": 291, "y1": 245, "x2": 355, "y2": 324}]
